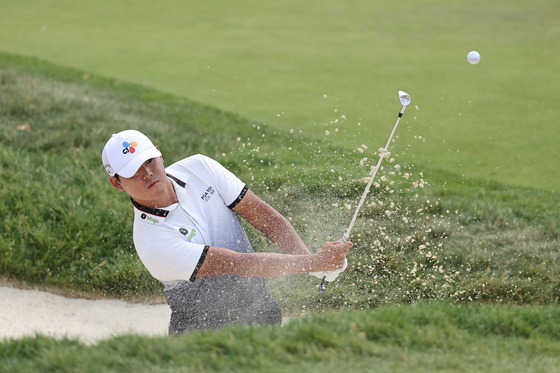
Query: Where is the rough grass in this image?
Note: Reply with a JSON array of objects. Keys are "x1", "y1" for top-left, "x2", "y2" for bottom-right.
[{"x1": 1, "y1": 303, "x2": 559, "y2": 373}]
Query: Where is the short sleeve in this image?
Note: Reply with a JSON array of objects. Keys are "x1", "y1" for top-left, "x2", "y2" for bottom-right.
[
  {"x1": 133, "y1": 228, "x2": 209, "y2": 283},
  {"x1": 195, "y1": 155, "x2": 247, "y2": 207}
]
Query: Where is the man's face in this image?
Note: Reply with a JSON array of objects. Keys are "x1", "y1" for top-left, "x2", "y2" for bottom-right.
[{"x1": 109, "y1": 156, "x2": 169, "y2": 206}]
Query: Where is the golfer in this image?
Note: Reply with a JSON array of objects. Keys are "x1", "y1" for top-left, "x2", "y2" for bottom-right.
[{"x1": 102, "y1": 129, "x2": 351, "y2": 334}]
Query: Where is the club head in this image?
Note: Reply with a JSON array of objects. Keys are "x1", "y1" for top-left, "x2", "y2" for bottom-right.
[{"x1": 398, "y1": 90, "x2": 411, "y2": 107}]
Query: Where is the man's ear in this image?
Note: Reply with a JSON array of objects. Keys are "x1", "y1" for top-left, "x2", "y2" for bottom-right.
[{"x1": 109, "y1": 177, "x2": 125, "y2": 191}]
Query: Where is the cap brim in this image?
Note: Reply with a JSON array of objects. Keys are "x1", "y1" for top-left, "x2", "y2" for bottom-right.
[{"x1": 116, "y1": 147, "x2": 162, "y2": 178}]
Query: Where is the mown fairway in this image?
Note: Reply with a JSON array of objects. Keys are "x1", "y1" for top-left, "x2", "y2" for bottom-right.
[{"x1": 1, "y1": 0, "x2": 559, "y2": 190}]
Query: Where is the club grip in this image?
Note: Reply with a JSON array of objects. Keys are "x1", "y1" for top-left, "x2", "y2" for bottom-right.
[{"x1": 318, "y1": 276, "x2": 329, "y2": 293}]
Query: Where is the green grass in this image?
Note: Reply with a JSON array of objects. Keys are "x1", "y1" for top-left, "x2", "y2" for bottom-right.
[
  {"x1": 1, "y1": 303, "x2": 559, "y2": 372},
  {"x1": 1, "y1": 53, "x2": 559, "y2": 371},
  {"x1": 1, "y1": 0, "x2": 559, "y2": 191}
]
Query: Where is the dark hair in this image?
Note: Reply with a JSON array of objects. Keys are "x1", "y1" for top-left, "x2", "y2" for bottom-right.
[{"x1": 114, "y1": 174, "x2": 120, "y2": 181}]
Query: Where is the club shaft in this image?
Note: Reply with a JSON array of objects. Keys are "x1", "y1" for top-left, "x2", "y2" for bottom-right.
[
  {"x1": 341, "y1": 105, "x2": 407, "y2": 242},
  {"x1": 318, "y1": 105, "x2": 407, "y2": 293}
]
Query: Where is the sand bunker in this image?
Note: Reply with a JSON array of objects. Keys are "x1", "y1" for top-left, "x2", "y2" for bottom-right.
[{"x1": 0, "y1": 285, "x2": 171, "y2": 344}]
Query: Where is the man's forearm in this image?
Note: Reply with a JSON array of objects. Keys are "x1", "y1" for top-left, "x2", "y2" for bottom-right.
[
  {"x1": 197, "y1": 247, "x2": 320, "y2": 278},
  {"x1": 233, "y1": 189, "x2": 311, "y2": 255},
  {"x1": 259, "y1": 214, "x2": 311, "y2": 255},
  {"x1": 196, "y1": 241, "x2": 352, "y2": 279}
]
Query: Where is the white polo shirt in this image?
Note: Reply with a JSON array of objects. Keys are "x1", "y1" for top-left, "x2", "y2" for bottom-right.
[{"x1": 131, "y1": 154, "x2": 252, "y2": 291}]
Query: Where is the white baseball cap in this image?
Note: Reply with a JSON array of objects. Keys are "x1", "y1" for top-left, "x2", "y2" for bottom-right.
[{"x1": 102, "y1": 130, "x2": 162, "y2": 178}]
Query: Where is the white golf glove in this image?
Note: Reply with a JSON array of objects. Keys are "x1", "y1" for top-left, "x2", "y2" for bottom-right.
[{"x1": 310, "y1": 258, "x2": 348, "y2": 282}]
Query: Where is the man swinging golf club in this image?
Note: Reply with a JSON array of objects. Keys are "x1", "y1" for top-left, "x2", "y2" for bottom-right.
[{"x1": 102, "y1": 129, "x2": 351, "y2": 334}]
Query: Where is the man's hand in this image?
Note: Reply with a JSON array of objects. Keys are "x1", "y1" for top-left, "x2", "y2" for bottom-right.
[
  {"x1": 310, "y1": 240, "x2": 352, "y2": 282},
  {"x1": 314, "y1": 240, "x2": 352, "y2": 271}
]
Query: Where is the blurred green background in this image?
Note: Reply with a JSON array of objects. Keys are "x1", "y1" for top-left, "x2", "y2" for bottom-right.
[{"x1": 1, "y1": 0, "x2": 558, "y2": 191}]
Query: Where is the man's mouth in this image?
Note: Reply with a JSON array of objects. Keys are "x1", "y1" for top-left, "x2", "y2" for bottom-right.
[{"x1": 147, "y1": 180, "x2": 158, "y2": 189}]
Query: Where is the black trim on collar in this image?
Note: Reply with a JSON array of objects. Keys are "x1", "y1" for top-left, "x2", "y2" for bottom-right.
[
  {"x1": 166, "y1": 173, "x2": 186, "y2": 187},
  {"x1": 130, "y1": 173, "x2": 187, "y2": 217},
  {"x1": 189, "y1": 245, "x2": 210, "y2": 282},
  {"x1": 130, "y1": 198, "x2": 169, "y2": 217},
  {"x1": 228, "y1": 185, "x2": 249, "y2": 209}
]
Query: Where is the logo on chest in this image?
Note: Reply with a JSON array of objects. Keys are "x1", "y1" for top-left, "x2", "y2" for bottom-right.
[
  {"x1": 179, "y1": 227, "x2": 197, "y2": 240},
  {"x1": 201, "y1": 186, "x2": 216, "y2": 202},
  {"x1": 140, "y1": 213, "x2": 160, "y2": 225}
]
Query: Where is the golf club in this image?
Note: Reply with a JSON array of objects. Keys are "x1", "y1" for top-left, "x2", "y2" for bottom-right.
[{"x1": 318, "y1": 90, "x2": 412, "y2": 293}]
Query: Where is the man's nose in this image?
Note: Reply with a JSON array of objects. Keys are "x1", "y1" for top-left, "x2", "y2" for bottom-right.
[{"x1": 139, "y1": 165, "x2": 153, "y2": 179}]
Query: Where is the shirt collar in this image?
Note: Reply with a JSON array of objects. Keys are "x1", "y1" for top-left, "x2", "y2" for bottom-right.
[{"x1": 130, "y1": 173, "x2": 188, "y2": 223}]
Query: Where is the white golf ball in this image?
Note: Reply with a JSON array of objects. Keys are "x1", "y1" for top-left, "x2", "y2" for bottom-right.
[{"x1": 467, "y1": 51, "x2": 481, "y2": 64}]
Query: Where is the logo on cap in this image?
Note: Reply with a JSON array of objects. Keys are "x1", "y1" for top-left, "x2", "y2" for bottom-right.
[{"x1": 122, "y1": 141, "x2": 137, "y2": 154}]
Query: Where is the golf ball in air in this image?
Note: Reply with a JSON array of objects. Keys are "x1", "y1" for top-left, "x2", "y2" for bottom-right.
[{"x1": 467, "y1": 51, "x2": 481, "y2": 64}]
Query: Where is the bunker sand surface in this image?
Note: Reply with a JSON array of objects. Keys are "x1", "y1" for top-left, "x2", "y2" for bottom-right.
[
  {"x1": 0, "y1": 285, "x2": 292, "y2": 344},
  {"x1": 0, "y1": 285, "x2": 170, "y2": 344}
]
